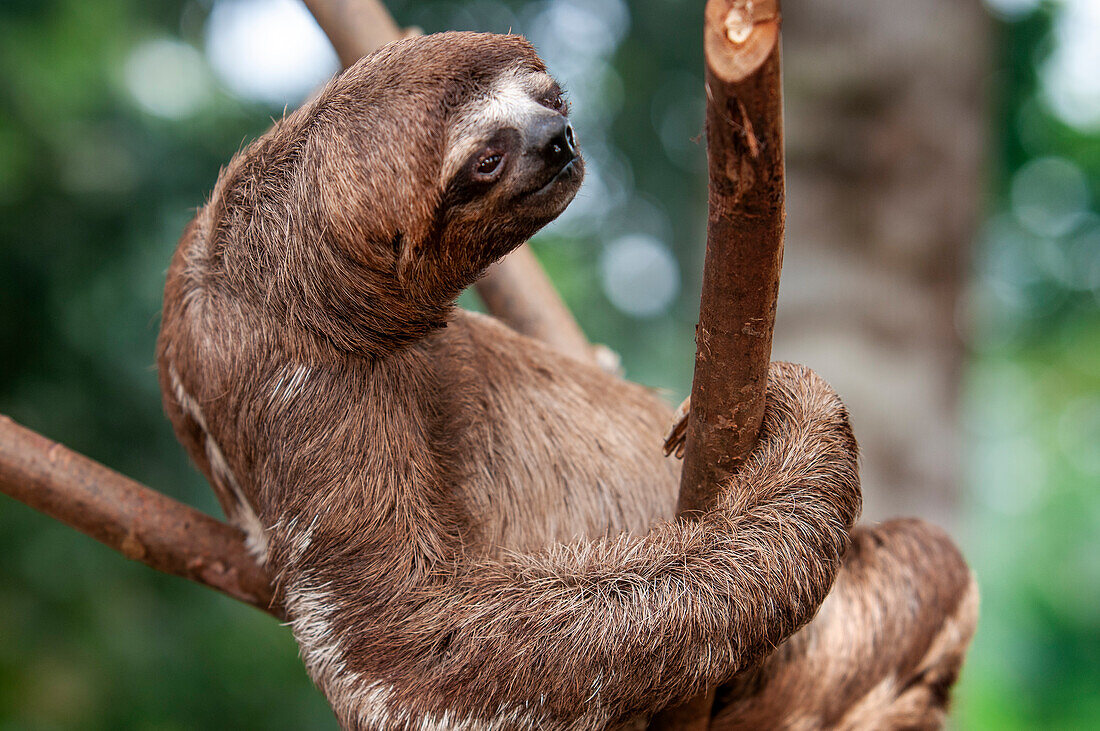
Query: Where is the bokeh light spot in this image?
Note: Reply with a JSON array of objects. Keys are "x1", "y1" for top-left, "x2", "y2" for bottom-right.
[
  {"x1": 599, "y1": 234, "x2": 680, "y2": 318},
  {"x1": 1010, "y1": 156, "x2": 1089, "y2": 238},
  {"x1": 204, "y1": 0, "x2": 338, "y2": 106},
  {"x1": 982, "y1": 0, "x2": 1040, "y2": 21},
  {"x1": 1040, "y1": 0, "x2": 1100, "y2": 131},
  {"x1": 1057, "y1": 396, "x2": 1100, "y2": 475},
  {"x1": 124, "y1": 38, "x2": 209, "y2": 119}
]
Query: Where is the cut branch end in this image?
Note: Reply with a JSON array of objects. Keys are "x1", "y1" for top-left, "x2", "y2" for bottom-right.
[{"x1": 705, "y1": 0, "x2": 780, "y2": 83}]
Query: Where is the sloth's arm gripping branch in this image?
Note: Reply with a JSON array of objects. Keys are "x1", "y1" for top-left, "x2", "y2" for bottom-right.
[{"x1": 379, "y1": 364, "x2": 860, "y2": 725}]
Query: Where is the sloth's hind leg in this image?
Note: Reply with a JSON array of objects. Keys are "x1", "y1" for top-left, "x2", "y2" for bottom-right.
[{"x1": 711, "y1": 518, "x2": 978, "y2": 731}]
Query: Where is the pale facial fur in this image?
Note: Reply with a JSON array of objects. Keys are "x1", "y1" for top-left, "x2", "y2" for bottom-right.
[{"x1": 441, "y1": 67, "x2": 561, "y2": 186}]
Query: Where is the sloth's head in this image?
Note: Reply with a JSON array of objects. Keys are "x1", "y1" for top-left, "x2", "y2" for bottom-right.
[
  {"x1": 438, "y1": 64, "x2": 584, "y2": 252},
  {"x1": 306, "y1": 32, "x2": 583, "y2": 304}
]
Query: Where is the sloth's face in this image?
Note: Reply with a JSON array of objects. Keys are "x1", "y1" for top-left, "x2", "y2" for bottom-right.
[{"x1": 439, "y1": 67, "x2": 584, "y2": 249}]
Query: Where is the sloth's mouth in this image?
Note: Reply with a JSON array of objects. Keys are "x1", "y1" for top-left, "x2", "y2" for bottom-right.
[{"x1": 524, "y1": 157, "x2": 581, "y2": 198}]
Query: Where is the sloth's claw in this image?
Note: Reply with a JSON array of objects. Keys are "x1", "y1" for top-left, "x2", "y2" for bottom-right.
[{"x1": 663, "y1": 396, "x2": 690, "y2": 458}]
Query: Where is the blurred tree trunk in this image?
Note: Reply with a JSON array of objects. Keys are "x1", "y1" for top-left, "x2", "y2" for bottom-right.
[{"x1": 772, "y1": 0, "x2": 988, "y2": 525}]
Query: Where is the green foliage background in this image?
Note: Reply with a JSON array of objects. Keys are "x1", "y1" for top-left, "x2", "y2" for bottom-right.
[
  {"x1": 954, "y1": 6, "x2": 1100, "y2": 727},
  {"x1": 0, "y1": 0, "x2": 1096, "y2": 728}
]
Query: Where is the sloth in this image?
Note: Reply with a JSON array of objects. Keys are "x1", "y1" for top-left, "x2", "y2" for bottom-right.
[{"x1": 157, "y1": 32, "x2": 976, "y2": 730}]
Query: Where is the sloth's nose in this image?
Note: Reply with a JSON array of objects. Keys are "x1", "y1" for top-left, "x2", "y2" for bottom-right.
[{"x1": 530, "y1": 115, "x2": 577, "y2": 172}]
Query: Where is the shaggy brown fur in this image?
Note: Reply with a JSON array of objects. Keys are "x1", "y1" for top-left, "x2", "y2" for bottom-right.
[
  {"x1": 157, "y1": 32, "x2": 975, "y2": 730},
  {"x1": 712, "y1": 520, "x2": 978, "y2": 730}
]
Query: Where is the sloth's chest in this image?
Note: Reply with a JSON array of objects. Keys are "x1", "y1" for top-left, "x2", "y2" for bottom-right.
[{"x1": 447, "y1": 377, "x2": 680, "y2": 554}]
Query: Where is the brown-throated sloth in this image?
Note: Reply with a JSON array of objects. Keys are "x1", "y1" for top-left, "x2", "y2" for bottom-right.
[{"x1": 157, "y1": 32, "x2": 976, "y2": 730}]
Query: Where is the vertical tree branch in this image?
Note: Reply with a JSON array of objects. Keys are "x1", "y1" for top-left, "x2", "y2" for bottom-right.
[
  {"x1": 302, "y1": 0, "x2": 596, "y2": 363},
  {"x1": 652, "y1": 1, "x2": 784, "y2": 728},
  {"x1": 678, "y1": 0, "x2": 784, "y2": 515},
  {"x1": 0, "y1": 416, "x2": 283, "y2": 619}
]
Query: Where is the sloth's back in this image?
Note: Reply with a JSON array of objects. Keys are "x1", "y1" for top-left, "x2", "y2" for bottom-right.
[{"x1": 158, "y1": 222, "x2": 682, "y2": 559}]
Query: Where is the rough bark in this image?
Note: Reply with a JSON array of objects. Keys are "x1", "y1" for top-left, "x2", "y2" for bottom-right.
[
  {"x1": 302, "y1": 0, "x2": 596, "y2": 364},
  {"x1": 653, "y1": 1, "x2": 785, "y2": 727},
  {"x1": 0, "y1": 415, "x2": 282, "y2": 618},
  {"x1": 675, "y1": 0, "x2": 784, "y2": 517}
]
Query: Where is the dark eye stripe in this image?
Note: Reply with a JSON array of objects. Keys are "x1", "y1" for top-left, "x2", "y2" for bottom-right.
[{"x1": 442, "y1": 128, "x2": 521, "y2": 208}]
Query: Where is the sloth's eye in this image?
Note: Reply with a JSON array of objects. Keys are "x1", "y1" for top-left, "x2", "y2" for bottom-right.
[
  {"x1": 542, "y1": 93, "x2": 565, "y2": 112},
  {"x1": 476, "y1": 153, "x2": 503, "y2": 175}
]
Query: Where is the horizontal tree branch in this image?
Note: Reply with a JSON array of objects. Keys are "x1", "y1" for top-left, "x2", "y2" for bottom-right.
[
  {"x1": 0, "y1": 415, "x2": 282, "y2": 619},
  {"x1": 478, "y1": 246, "x2": 595, "y2": 363},
  {"x1": 302, "y1": 0, "x2": 408, "y2": 68}
]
